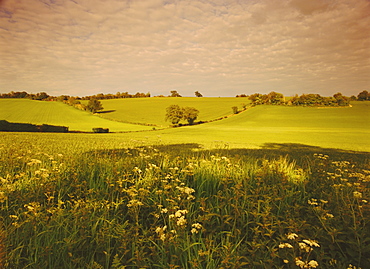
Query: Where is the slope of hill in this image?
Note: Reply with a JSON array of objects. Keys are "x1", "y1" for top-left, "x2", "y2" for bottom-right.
[
  {"x1": 134, "y1": 101, "x2": 370, "y2": 151},
  {"x1": 94, "y1": 97, "x2": 250, "y2": 126},
  {"x1": 0, "y1": 99, "x2": 153, "y2": 132}
]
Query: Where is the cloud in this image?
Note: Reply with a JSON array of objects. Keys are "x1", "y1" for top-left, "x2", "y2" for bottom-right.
[{"x1": 0, "y1": 0, "x2": 369, "y2": 97}]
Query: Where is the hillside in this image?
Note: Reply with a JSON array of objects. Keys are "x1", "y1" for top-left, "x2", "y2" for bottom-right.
[
  {"x1": 126, "y1": 101, "x2": 370, "y2": 151},
  {"x1": 0, "y1": 99, "x2": 153, "y2": 132},
  {"x1": 92, "y1": 97, "x2": 250, "y2": 126}
]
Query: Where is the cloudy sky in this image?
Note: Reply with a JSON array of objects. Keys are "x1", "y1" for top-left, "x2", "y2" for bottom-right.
[{"x1": 0, "y1": 0, "x2": 369, "y2": 97}]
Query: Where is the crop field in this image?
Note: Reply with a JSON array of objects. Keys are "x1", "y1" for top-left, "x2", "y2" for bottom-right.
[{"x1": 0, "y1": 99, "x2": 369, "y2": 268}]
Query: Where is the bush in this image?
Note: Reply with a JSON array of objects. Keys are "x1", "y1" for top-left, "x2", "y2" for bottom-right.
[{"x1": 92, "y1": 128, "x2": 109, "y2": 133}]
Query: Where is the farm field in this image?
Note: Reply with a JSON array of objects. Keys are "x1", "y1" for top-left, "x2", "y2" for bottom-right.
[
  {"x1": 1, "y1": 98, "x2": 369, "y2": 151},
  {"x1": 0, "y1": 99, "x2": 153, "y2": 132},
  {"x1": 92, "y1": 97, "x2": 250, "y2": 126},
  {"x1": 156, "y1": 101, "x2": 370, "y2": 152},
  {"x1": 0, "y1": 99, "x2": 369, "y2": 268}
]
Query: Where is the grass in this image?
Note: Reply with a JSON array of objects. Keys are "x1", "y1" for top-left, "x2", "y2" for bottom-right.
[
  {"x1": 93, "y1": 101, "x2": 368, "y2": 152},
  {"x1": 0, "y1": 137, "x2": 369, "y2": 268},
  {"x1": 0, "y1": 99, "x2": 153, "y2": 132},
  {"x1": 91, "y1": 97, "x2": 250, "y2": 126},
  {"x1": 0, "y1": 99, "x2": 369, "y2": 268},
  {"x1": 1, "y1": 101, "x2": 369, "y2": 151}
]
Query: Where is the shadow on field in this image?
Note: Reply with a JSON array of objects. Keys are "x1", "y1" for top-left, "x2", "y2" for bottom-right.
[
  {"x1": 88, "y1": 142, "x2": 369, "y2": 167},
  {"x1": 97, "y1": 110, "x2": 116, "y2": 114}
]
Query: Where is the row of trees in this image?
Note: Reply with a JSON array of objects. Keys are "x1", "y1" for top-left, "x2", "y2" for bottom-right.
[
  {"x1": 238, "y1": 90, "x2": 369, "y2": 106},
  {"x1": 154, "y1": 90, "x2": 203, "y2": 97},
  {"x1": 80, "y1": 92, "x2": 150, "y2": 100},
  {"x1": 165, "y1": 105, "x2": 199, "y2": 125},
  {"x1": 0, "y1": 91, "x2": 150, "y2": 101},
  {"x1": 0, "y1": 91, "x2": 51, "y2": 100},
  {"x1": 0, "y1": 90, "x2": 205, "y2": 100},
  {"x1": 244, "y1": 92, "x2": 357, "y2": 106},
  {"x1": 59, "y1": 96, "x2": 104, "y2": 113}
]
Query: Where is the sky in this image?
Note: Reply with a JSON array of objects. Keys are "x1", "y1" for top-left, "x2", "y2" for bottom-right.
[{"x1": 0, "y1": 0, "x2": 369, "y2": 97}]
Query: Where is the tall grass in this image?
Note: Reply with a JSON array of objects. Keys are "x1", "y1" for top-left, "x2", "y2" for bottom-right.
[{"x1": 1, "y1": 140, "x2": 369, "y2": 268}]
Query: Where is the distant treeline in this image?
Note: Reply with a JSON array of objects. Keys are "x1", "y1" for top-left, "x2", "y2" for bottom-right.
[
  {"x1": 0, "y1": 120, "x2": 68, "y2": 133},
  {"x1": 237, "y1": 90, "x2": 370, "y2": 106},
  {"x1": 0, "y1": 91, "x2": 151, "y2": 101}
]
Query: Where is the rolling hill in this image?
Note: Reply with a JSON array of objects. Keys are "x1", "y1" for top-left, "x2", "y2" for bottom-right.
[
  {"x1": 0, "y1": 99, "x2": 153, "y2": 132},
  {"x1": 1, "y1": 98, "x2": 369, "y2": 151},
  {"x1": 92, "y1": 97, "x2": 250, "y2": 126}
]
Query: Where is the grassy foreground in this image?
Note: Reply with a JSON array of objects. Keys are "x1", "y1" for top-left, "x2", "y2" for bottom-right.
[{"x1": 0, "y1": 134, "x2": 369, "y2": 268}]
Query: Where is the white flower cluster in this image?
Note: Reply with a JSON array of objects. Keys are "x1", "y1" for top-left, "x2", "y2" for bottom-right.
[
  {"x1": 191, "y1": 223, "x2": 203, "y2": 234},
  {"x1": 169, "y1": 209, "x2": 188, "y2": 227}
]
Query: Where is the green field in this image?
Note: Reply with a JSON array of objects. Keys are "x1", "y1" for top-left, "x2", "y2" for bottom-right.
[
  {"x1": 0, "y1": 99, "x2": 153, "y2": 132},
  {"x1": 93, "y1": 97, "x2": 250, "y2": 126},
  {"x1": 1, "y1": 98, "x2": 370, "y2": 268},
  {"x1": 157, "y1": 102, "x2": 370, "y2": 151},
  {"x1": 1, "y1": 98, "x2": 369, "y2": 151}
]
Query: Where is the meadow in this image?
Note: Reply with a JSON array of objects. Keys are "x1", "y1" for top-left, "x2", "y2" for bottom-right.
[{"x1": 0, "y1": 99, "x2": 369, "y2": 268}]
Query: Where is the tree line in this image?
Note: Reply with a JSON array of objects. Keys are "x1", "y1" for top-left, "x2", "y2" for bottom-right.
[
  {"x1": 0, "y1": 90, "x2": 205, "y2": 100},
  {"x1": 237, "y1": 91, "x2": 370, "y2": 106},
  {"x1": 0, "y1": 91, "x2": 151, "y2": 101}
]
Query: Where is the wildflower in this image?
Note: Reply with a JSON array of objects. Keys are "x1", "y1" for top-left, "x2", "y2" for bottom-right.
[
  {"x1": 174, "y1": 209, "x2": 188, "y2": 218},
  {"x1": 283, "y1": 259, "x2": 289, "y2": 264},
  {"x1": 308, "y1": 260, "x2": 319, "y2": 268},
  {"x1": 155, "y1": 225, "x2": 167, "y2": 234},
  {"x1": 287, "y1": 232, "x2": 298, "y2": 240},
  {"x1": 191, "y1": 223, "x2": 203, "y2": 234},
  {"x1": 133, "y1": 167, "x2": 142, "y2": 174},
  {"x1": 176, "y1": 216, "x2": 187, "y2": 226},
  {"x1": 127, "y1": 199, "x2": 143, "y2": 207},
  {"x1": 353, "y1": 191, "x2": 362, "y2": 199},
  {"x1": 0, "y1": 192, "x2": 7, "y2": 203},
  {"x1": 302, "y1": 239, "x2": 320, "y2": 248},
  {"x1": 326, "y1": 213, "x2": 334, "y2": 218},
  {"x1": 184, "y1": 187, "x2": 195, "y2": 195},
  {"x1": 155, "y1": 226, "x2": 167, "y2": 241},
  {"x1": 308, "y1": 199, "x2": 319, "y2": 206},
  {"x1": 347, "y1": 264, "x2": 362, "y2": 269},
  {"x1": 299, "y1": 242, "x2": 312, "y2": 252},
  {"x1": 161, "y1": 208, "x2": 168, "y2": 214},
  {"x1": 279, "y1": 243, "x2": 293, "y2": 249},
  {"x1": 295, "y1": 258, "x2": 306, "y2": 268}
]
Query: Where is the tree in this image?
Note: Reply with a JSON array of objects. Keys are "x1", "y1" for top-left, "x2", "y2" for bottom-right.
[
  {"x1": 34, "y1": 92, "x2": 50, "y2": 100},
  {"x1": 248, "y1": 93, "x2": 263, "y2": 105},
  {"x1": 232, "y1": 106, "x2": 238, "y2": 114},
  {"x1": 165, "y1": 105, "x2": 183, "y2": 125},
  {"x1": 333, "y1": 92, "x2": 349, "y2": 106},
  {"x1": 357, "y1": 90, "x2": 369, "y2": 101},
  {"x1": 183, "y1": 107, "x2": 199, "y2": 125},
  {"x1": 169, "y1": 90, "x2": 182, "y2": 97},
  {"x1": 195, "y1": 91, "x2": 203, "y2": 97},
  {"x1": 87, "y1": 98, "x2": 103, "y2": 113},
  {"x1": 267, "y1": 91, "x2": 284, "y2": 104}
]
